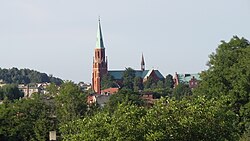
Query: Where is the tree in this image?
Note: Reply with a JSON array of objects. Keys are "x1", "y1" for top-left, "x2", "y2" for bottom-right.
[
  {"x1": 122, "y1": 67, "x2": 136, "y2": 90},
  {"x1": 140, "y1": 97, "x2": 238, "y2": 141},
  {"x1": 144, "y1": 76, "x2": 155, "y2": 90},
  {"x1": 0, "y1": 84, "x2": 24, "y2": 100},
  {"x1": 59, "y1": 96, "x2": 239, "y2": 141},
  {"x1": 194, "y1": 36, "x2": 250, "y2": 134},
  {"x1": 151, "y1": 88, "x2": 172, "y2": 99},
  {"x1": 133, "y1": 76, "x2": 143, "y2": 91},
  {"x1": 55, "y1": 82, "x2": 87, "y2": 125},
  {"x1": 105, "y1": 89, "x2": 144, "y2": 112},
  {"x1": 101, "y1": 73, "x2": 116, "y2": 89},
  {"x1": 60, "y1": 102, "x2": 146, "y2": 141},
  {"x1": 0, "y1": 94, "x2": 52, "y2": 141},
  {"x1": 165, "y1": 74, "x2": 174, "y2": 88},
  {"x1": 173, "y1": 83, "x2": 192, "y2": 99},
  {"x1": 0, "y1": 67, "x2": 63, "y2": 85},
  {"x1": 46, "y1": 83, "x2": 59, "y2": 98},
  {"x1": 156, "y1": 80, "x2": 164, "y2": 89}
]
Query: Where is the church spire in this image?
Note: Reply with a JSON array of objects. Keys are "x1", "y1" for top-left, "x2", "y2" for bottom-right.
[
  {"x1": 92, "y1": 17, "x2": 107, "y2": 94},
  {"x1": 96, "y1": 17, "x2": 105, "y2": 48},
  {"x1": 141, "y1": 53, "x2": 145, "y2": 71}
]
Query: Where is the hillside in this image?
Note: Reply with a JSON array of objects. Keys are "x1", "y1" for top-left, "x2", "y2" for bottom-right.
[{"x1": 0, "y1": 67, "x2": 63, "y2": 85}]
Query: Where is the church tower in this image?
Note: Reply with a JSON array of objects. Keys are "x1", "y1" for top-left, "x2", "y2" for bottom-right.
[
  {"x1": 92, "y1": 18, "x2": 108, "y2": 94},
  {"x1": 141, "y1": 53, "x2": 145, "y2": 71}
]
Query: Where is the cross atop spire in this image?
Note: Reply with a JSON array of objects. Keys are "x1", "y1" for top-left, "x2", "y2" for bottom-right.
[{"x1": 96, "y1": 17, "x2": 105, "y2": 48}]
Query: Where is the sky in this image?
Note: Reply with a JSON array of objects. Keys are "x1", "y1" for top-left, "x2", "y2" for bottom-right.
[{"x1": 1, "y1": 0, "x2": 250, "y2": 83}]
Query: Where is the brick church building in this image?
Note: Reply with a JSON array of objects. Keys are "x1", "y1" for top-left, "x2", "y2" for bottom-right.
[{"x1": 92, "y1": 19, "x2": 164, "y2": 94}]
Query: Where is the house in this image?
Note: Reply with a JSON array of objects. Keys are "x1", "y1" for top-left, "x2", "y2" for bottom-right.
[
  {"x1": 18, "y1": 84, "x2": 41, "y2": 97},
  {"x1": 173, "y1": 72, "x2": 201, "y2": 88},
  {"x1": 18, "y1": 83, "x2": 50, "y2": 97},
  {"x1": 37, "y1": 82, "x2": 51, "y2": 94},
  {"x1": 78, "y1": 82, "x2": 92, "y2": 91}
]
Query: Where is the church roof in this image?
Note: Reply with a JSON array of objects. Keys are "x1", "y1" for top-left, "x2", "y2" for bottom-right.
[
  {"x1": 96, "y1": 18, "x2": 104, "y2": 49},
  {"x1": 108, "y1": 69, "x2": 164, "y2": 80}
]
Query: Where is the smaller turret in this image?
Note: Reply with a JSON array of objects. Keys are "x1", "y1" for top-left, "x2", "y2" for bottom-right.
[{"x1": 141, "y1": 53, "x2": 145, "y2": 71}]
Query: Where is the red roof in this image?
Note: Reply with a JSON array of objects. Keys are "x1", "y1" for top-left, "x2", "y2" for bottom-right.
[{"x1": 101, "y1": 87, "x2": 119, "y2": 94}]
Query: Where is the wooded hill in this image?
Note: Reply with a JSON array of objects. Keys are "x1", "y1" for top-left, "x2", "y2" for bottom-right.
[{"x1": 0, "y1": 68, "x2": 63, "y2": 85}]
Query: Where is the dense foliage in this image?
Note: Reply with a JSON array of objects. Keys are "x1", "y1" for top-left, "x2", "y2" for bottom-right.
[
  {"x1": 173, "y1": 83, "x2": 192, "y2": 99},
  {"x1": 194, "y1": 36, "x2": 250, "y2": 134},
  {"x1": 0, "y1": 82, "x2": 87, "y2": 141},
  {"x1": 60, "y1": 97, "x2": 238, "y2": 141},
  {"x1": 122, "y1": 68, "x2": 136, "y2": 90},
  {"x1": 0, "y1": 67, "x2": 63, "y2": 85},
  {"x1": 0, "y1": 94, "x2": 52, "y2": 141},
  {"x1": 104, "y1": 89, "x2": 145, "y2": 112},
  {"x1": 101, "y1": 74, "x2": 117, "y2": 89},
  {"x1": 0, "y1": 84, "x2": 24, "y2": 100},
  {"x1": 55, "y1": 82, "x2": 87, "y2": 125}
]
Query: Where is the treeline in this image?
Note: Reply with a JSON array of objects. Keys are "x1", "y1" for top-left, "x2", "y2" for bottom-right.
[
  {"x1": 0, "y1": 84, "x2": 24, "y2": 100},
  {"x1": 0, "y1": 36, "x2": 249, "y2": 140},
  {"x1": 0, "y1": 68, "x2": 63, "y2": 85}
]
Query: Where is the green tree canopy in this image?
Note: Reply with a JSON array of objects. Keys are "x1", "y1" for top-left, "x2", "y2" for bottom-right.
[
  {"x1": 59, "y1": 96, "x2": 239, "y2": 141},
  {"x1": 101, "y1": 73, "x2": 117, "y2": 89},
  {"x1": 122, "y1": 67, "x2": 136, "y2": 90},
  {"x1": 0, "y1": 84, "x2": 24, "y2": 100},
  {"x1": 133, "y1": 76, "x2": 143, "y2": 91},
  {"x1": 105, "y1": 89, "x2": 144, "y2": 112},
  {"x1": 55, "y1": 82, "x2": 87, "y2": 125},
  {"x1": 194, "y1": 36, "x2": 250, "y2": 134},
  {"x1": 173, "y1": 83, "x2": 192, "y2": 100},
  {"x1": 0, "y1": 94, "x2": 52, "y2": 141},
  {"x1": 144, "y1": 76, "x2": 155, "y2": 89},
  {"x1": 165, "y1": 74, "x2": 174, "y2": 88},
  {"x1": 0, "y1": 67, "x2": 63, "y2": 85}
]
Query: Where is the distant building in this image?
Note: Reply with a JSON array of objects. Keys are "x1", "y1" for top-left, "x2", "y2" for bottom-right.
[
  {"x1": 18, "y1": 83, "x2": 50, "y2": 97},
  {"x1": 87, "y1": 87, "x2": 117, "y2": 106},
  {"x1": 92, "y1": 18, "x2": 164, "y2": 94},
  {"x1": 0, "y1": 79, "x2": 6, "y2": 87},
  {"x1": 87, "y1": 94, "x2": 111, "y2": 107},
  {"x1": 78, "y1": 82, "x2": 92, "y2": 91},
  {"x1": 87, "y1": 94, "x2": 97, "y2": 105},
  {"x1": 173, "y1": 72, "x2": 201, "y2": 88}
]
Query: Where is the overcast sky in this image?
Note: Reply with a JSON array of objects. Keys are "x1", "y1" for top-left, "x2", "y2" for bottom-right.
[{"x1": 1, "y1": 0, "x2": 250, "y2": 83}]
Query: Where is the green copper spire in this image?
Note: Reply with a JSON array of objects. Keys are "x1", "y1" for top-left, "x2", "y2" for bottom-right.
[{"x1": 96, "y1": 17, "x2": 105, "y2": 48}]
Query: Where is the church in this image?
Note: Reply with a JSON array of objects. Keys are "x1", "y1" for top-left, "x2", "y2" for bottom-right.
[{"x1": 92, "y1": 19, "x2": 164, "y2": 94}]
